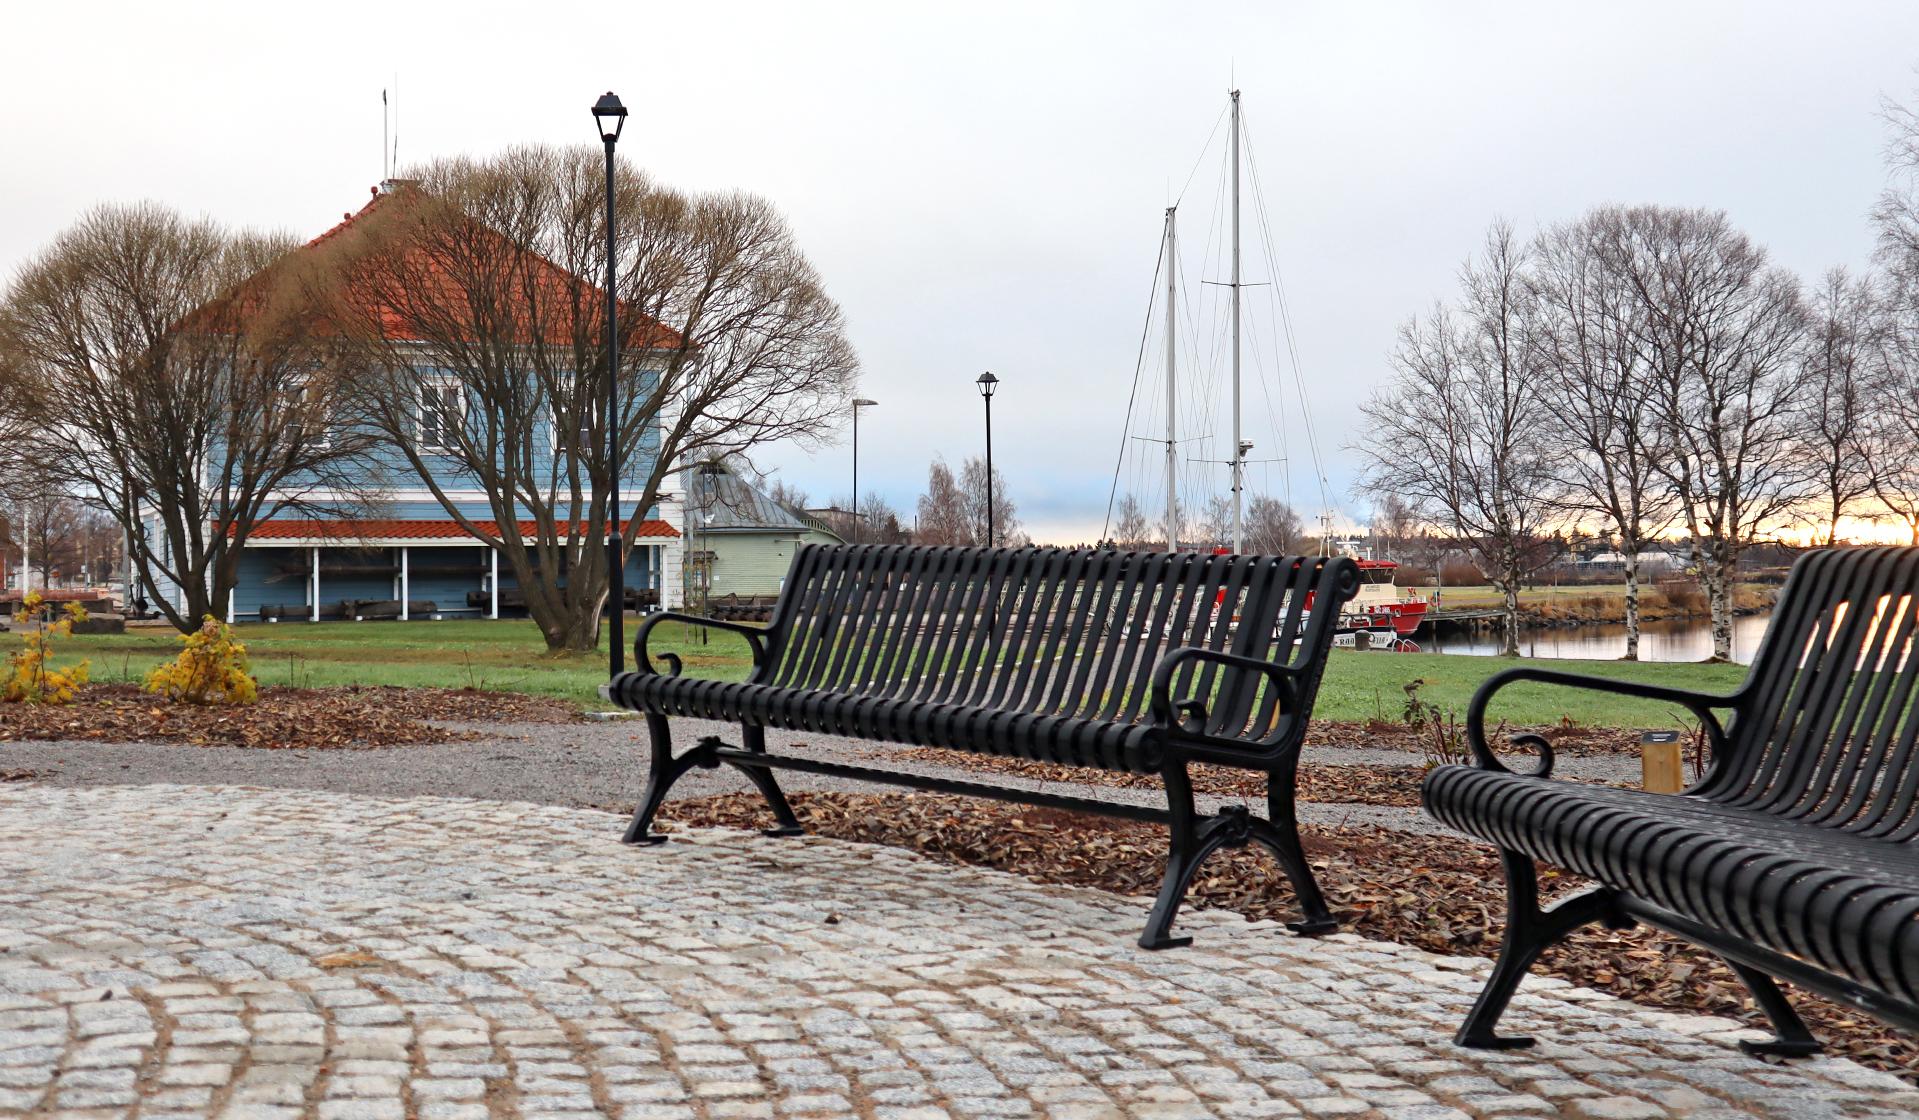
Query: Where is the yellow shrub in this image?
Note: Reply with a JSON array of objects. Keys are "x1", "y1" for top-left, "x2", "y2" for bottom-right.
[
  {"x1": 145, "y1": 616, "x2": 259, "y2": 705},
  {"x1": 3, "y1": 593, "x2": 90, "y2": 705}
]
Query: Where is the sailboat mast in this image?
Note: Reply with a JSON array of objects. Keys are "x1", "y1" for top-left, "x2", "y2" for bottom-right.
[
  {"x1": 1229, "y1": 89, "x2": 1244, "y2": 554},
  {"x1": 1163, "y1": 206, "x2": 1179, "y2": 552}
]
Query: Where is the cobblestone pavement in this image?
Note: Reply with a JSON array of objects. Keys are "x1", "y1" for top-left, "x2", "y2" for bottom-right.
[{"x1": 2, "y1": 785, "x2": 1913, "y2": 1120}]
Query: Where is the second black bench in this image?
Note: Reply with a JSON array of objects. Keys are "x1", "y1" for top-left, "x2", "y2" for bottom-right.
[{"x1": 604, "y1": 543, "x2": 1360, "y2": 948}]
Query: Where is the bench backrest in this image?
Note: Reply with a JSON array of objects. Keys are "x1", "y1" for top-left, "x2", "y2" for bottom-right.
[
  {"x1": 1710, "y1": 547, "x2": 1919, "y2": 840},
  {"x1": 756, "y1": 545, "x2": 1358, "y2": 748}
]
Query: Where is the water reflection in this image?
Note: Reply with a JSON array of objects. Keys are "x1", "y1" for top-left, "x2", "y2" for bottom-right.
[{"x1": 1423, "y1": 613, "x2": 1773, "y2": 665}]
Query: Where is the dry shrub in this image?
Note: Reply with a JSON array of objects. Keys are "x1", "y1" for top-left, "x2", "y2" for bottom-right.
[
  {"x1": 1655, "y1": 577, "x2": 1706, "y2": 616},
  {"x1": 1439, "y1": 561, "x2": 1483, "y2": 586}
]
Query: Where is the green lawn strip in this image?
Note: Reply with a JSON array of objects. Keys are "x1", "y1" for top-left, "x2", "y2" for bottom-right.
[
  {"x1": 41, "y1": 620, "x2": 1747, "y2": 727},
  {"x1": 1315, "y1": 651, "x2": 1747, "y2": 729}
]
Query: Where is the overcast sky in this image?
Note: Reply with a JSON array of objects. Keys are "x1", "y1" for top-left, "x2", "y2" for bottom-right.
[{"x1": 6, "y1": 1, "x2": 1918, "y2": 542}]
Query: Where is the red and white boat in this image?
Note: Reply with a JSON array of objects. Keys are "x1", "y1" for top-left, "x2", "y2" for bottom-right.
[{"x1": 1351, "y1": 560, "x2": 1428, "y2": 637}]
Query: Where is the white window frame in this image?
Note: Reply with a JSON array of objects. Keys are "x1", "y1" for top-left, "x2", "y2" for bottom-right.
[{"x1": 417, "y1": 379, "x2": 466, "y2": 454}]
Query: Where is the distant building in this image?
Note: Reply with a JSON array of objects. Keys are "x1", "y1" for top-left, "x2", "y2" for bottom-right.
[
  {"x1": 1577, "y1": 548, "x2": 1683, "y2": 575},
  {"x1": 683, "y1": 464, "x2": 842, "y2": 600}
]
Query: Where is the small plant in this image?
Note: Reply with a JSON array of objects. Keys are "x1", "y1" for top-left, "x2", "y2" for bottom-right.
[
  {"x1": 3, "y1": 593, "x2": 90, "y2": 705},
  {"x1": 1672, "y1": 711, "x2": 1712, "y2": 783},
  {"x1": 145, "y1": 616, "x2": 259, "y2": 705},
  {"x1": 1420, "y1": 704, "x2": 1475, "y2": 769},
  {"x1": 1401, "y1": 678, "x2": 1430, "y2": 729}
]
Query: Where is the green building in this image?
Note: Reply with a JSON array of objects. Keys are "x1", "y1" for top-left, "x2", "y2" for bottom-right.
[{"x1": 683, "y1": 464, "x2": 844, "y2": 601}]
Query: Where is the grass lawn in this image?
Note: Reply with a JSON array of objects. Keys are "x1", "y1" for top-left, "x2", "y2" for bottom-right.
[{"x1": 38, "y1": 617, "x2": 1749, "y2": 728}]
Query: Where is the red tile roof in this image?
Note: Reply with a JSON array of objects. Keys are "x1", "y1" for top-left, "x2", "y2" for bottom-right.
[
  {"x1": 303, "y1": 186, "x2": 685, "y2": 350},
  {"x1": 237, "y1": 518, "x2": 678, "y2": 542}
]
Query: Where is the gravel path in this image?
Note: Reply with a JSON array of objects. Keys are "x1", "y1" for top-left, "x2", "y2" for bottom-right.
[{"x1": 0, "y1": 719, "x2": 1593, "y2": 838}]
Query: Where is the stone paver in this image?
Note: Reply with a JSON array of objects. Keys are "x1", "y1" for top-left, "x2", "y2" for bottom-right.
[{"x1": 0, "y1": 783, "x2": 1911, "y2": 1120}]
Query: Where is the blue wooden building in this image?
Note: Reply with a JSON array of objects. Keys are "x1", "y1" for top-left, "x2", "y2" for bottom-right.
[{"x1": 145, "y1": 182, "x2": 685, "y2": 622}]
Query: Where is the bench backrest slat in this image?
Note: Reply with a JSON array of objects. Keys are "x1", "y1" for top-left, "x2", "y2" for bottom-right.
[
  {"x1": 755, "y1": 544, "x2": 1355, "y2": 748},
  {"x1": 1710, "y1": 547, "x2": 1919, "y2": 840}
]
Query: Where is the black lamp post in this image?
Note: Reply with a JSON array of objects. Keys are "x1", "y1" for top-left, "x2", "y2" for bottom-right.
[
  {"x1": 976, "y1": 372, "x2": 998, "y2": 548},
  {"x1": 593, "y1": 91, "x2": 628, "y2": 677},
  {"x1": 851, "y1": 398, "x2": 877, "y2": 542}
]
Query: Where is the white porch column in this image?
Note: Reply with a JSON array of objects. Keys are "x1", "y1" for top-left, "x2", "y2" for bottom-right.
[
  {"x1": 226, "y1": 589, "x2": 235, "y2": 625},
  {"x1": 489, "y1": 551, "x2": 499, "y2": 619},
  {"x1": 311, "y1": 546, "x2": 321, "y2": 622},
  {"x1": 400, "y1": 548, "x2": 410, "y2": 621}
]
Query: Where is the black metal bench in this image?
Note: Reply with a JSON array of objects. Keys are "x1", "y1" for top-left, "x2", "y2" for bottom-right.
[
  {"x1": 604, "y1": 543, "x2": 1360, "y2": 948},
  {"x1": 1423, "y1": 547, "x2": 1919, "y2": 1056}
]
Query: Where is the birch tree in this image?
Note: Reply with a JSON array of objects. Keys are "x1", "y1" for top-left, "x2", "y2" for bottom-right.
[
  {"x1": 1359, "y1": 222, "x2": 1560, "y2": 654},
  {"x1": 1797, "y1": 267, "x2": 1880, "y2": 545},
  {"x1": 1530, "y1": 210, "x2": 1676, "y2": 659},
  {"x1": 1606, "y1": 207, "x2": 1810, "y2": 662}
]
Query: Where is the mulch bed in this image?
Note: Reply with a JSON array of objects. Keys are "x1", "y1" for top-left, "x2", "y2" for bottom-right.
[
  {"x1": 654, "y1": 790, "x2": 1915, "y2": 1080},
  {"x1": 1310, "y1": 718, "x2": 1649, "y2": 759},
  {"x1": 886, "y1": 747, "x2": 1437, "y2": 808},
  {"x1": 0, "y1": 684, "x2": 577, "y2": 749}
]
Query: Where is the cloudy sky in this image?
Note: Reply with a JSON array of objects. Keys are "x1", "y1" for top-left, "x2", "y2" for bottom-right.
[{"x1": 5, "y1": 1, "x2": 1917, "y2": 542}]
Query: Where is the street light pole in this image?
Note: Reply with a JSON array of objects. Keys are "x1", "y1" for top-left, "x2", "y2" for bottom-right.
[
  {"x1": 593, "y1": 92, "x2": 628, "y2": 677},
  {"x1": 851, "y1": 398, "x2": 877, "y2": 543},
  {"x1": 975, "y1": 372, "x2": 999, "y2": 548}
]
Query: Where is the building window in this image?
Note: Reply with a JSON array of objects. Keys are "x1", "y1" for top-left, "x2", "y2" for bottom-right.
[{"x1": 418, "y1": 381, "x2": 465, "y2": 453}]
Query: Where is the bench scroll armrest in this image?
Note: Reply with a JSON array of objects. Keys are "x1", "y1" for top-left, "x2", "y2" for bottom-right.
[
  {"x1": 631, "y1": 611, "x2": 770, "y2": 680},
  {"x1": 1464, "y1": 666, "x2": 1734, "y2": 780},
  {"x1": 1150, "y1": 646, "x2": 1300, "y2": 745}
]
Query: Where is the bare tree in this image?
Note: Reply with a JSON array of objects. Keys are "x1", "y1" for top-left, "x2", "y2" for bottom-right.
[
  {"x1": 959, "y1": 455, "x2": 1020, "y2": 547},
  {"x1": 321, "y1": 148, "x2": 857, "y2": 651},
  {"x1": 1191, "y1": 495, "x2": 1233, "y2": 549},
  {"x1": 1110, "y1": 493, "x2": 1153, "y2": 549},
  {"x1": 1796, "y1": 268, "x2": 1881, "y2": 545},
  {"x1": 1870, "y1": 96, "x2": 1919, "y2": 543},
  {"x1": 0, "y1": 203, "x2": 372, "y2": 631},
  {"x1": 1530, "y1": 210, "x2": 1677, "y2": 659},
  {"x1": 1371, "y1": 494, "x2": 1422, "y2": 561},
  {"x1": 763, "y1": 477, "x2": 810, "y2": 517},
  {"x1": 857, "y1": 492, "x2": 908, "y2": 544},
  {"x1": 1607, "y1": 207, "x2": 1810, "y2": 661},
  {"x1": 1359, "y1": 222, "x2": 1561, "y2": 654},
  {"x1": 1243, "y1": 495, "x2": 1303, "y2": 555},
  {"x1": 914, "y1": 458, "x2": 970, "y2": 545}
]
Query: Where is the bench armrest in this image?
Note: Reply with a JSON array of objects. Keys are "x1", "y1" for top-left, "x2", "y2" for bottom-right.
[
  {"x1": 1149, "y1": 646, "x2": 1301, "y2": 750},
  {"x1": 1465, "y1": 665, "x2": 1735, "y2": 779},
  {"x1": 631, "y1": 611, "x2": 769, "y2": 679}
]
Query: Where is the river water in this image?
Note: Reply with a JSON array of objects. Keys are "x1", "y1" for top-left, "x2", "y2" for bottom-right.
[{"x1": 1422, "y1": 613, "x2": 1773, "y2": 665}]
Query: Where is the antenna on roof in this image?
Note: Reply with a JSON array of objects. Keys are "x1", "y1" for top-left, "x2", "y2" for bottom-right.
[
  {"x1": 391, "y1": 73, "x2": 400, "y2": 177},
  {"x1": 381, "y1": 87, "x2": 389, "y2": 180}
]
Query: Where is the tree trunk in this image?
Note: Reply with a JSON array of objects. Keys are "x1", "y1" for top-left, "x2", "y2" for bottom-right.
[
  {"x1": 1498, "y1": 559, "x2": 1522, "y2": 657},
  {"x1": 1621, "y1": 548, "x2": 1641, "y2": 661},
  {"x1": 1703, "y1": 543, "x2": 1734, "y2": 662}
]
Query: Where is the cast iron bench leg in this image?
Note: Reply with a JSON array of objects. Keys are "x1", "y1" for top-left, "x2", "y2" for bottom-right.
[
  {"x1": 1138, "y1": 761, "x2": 1340, "y2": 950},
  {"x1": 1723, "y1": 958, "x2": 1823, "y2": 1057},
  {"x1": 1139, "y1": 764, "x2": 1206, "y2": 950},
  {"x1": 1260, "y1": 757, "x2": 1337, "y2": 936},
  {"x1": 1456, "y1": 849, "x2": 1629, "y2": 1049},
  {"x1": 623, "y1": 714, "x2": 717, "y2": 845},
  {"x1": 738, "y1": 724, "x2": 806, "y2": 838},
  {"x1": 622, "y1": 720, "x2": 804, "y2": 844}
]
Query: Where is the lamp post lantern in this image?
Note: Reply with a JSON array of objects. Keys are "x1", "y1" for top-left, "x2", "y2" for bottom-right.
[
  {"x1": 975, "y1": 372, "x2": 998, "y2": 548},
  {"x1": 593, "y1": 91, "x2": 628, "y2": 677},
  {"x1": 851, "y1": 398, "x2": 877, "y2": 542}
]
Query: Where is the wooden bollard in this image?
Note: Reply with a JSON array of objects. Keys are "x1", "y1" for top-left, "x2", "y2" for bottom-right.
[{"x1": 1641, "y1": 729, "x2": 1684, "y2": 794}]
